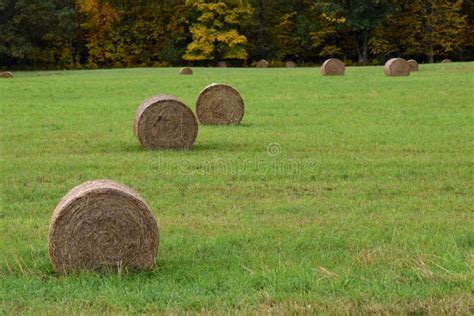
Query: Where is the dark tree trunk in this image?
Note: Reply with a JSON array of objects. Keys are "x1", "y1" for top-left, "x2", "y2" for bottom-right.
[
  {"x1": 353, "y1": 33, "x2": 362, "y2": 63},
  {"x1": 429, "y1": 43, "x2": 434, "y2": 63},
  {"x1": 353, "y1": 32, "x2": 368, "y2": 63},
  {"x1": 361, "y1": 32, "x2": 368, "y2": 63},
  {"x1": 255, "y1": 0, "x2": 265, "y2": 58}
]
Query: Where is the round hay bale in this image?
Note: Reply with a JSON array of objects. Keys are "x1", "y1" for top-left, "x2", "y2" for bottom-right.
[
  {"x1": 442, "y1": 59, "x2": 452, "y2": 63},
  {"x1": 320, "y1": 58, "x2": 345, "y2": 76},
  {"x1": 407, "y1": 59, "x2": 419, "y2": 71},
  {"x1": 285, "y1": 61, "x2": 297, "y2": 68},
  {"x1": 384, "y1": 58, "x2": 411, "y2": 76},
  {"x1": 1, "y1": 71, "x2": 14, "y2": 78},
  {"x1": 217, "y1": 61, "x2": 227, "y2": 68},
  {"x1": 196, "y1": 83, "x2": 244, "y2": 125},
  {"x1": 179, "y1": 67, "x2": 193, "y2": 75},
  {"x1": 134, "y1": 95, "x2": 198, "y2": 150},
  {"x1": 48, "y1": 179, "x2": 159, "y2": 275},
  {"x1": 256, "y1": 59, "x2": 269, "y2": 68}
]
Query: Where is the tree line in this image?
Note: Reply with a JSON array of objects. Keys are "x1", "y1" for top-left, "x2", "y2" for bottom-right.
[{"x1": 0, "y1": 0, "x2": 472, "y2": 69}]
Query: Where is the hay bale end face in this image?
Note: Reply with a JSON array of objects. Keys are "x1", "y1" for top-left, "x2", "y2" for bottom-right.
[
  {"x1": 217, "y1": 61, "x2": 227, "y2": 68},
  {"x1": 134, "y1": 95, "x2": 198, "y2": 150},
  {"x1": 442, "y1": 59, "x2": 452, "y2": 63},
  {"x1": 321, "y1": 58, "x2": 345, "y2": 76},
  {"x1": 196, "y1": 83, "x2": 244, "y2": 125},
  {"x1": 407, "y1": 59, "x2": 419, "y2": 71},
  {"x1": 256, "y1": 59, "x2": 269, "y2": 68},
  {"x1": 1, "y1": 71, "x2": 14, "y2": 78},
  {"x1": 384, "y1": 58, "x2": 411, "y2": 76},
  {"x1": 285, "y1": 61, "x2": 297, "y2": 68},
  {"x1": 179, "y1": 67, "x2": 193, "y2": 75},
  {"x1": 48, "y1": 180, "x2": 159, "y2": 275}
]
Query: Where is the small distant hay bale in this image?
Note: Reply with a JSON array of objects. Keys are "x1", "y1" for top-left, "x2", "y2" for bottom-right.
[
  {"x1": 320, "y1": 58, "x2": 345, "y2": 76},
  {"x1": 384, "y1": 58, "x2": 411, "y2": 76},
  {"x1": 256, "y1": 59, "x2": 269, "y2": 68},
  {"x1": 48, "y1": 179, "x2": 159, "y2": 275},
  {"x1": 134, "y1": 95, "x2": 198, "y2": 150},
  {"x1": 407, "y1": 59, "x2": 419, "y2": 71},
  {"x1": 442, "y1": 59, "x2": 452, "y2": 63},
  {"x1": 217, "y1": 61, "x2": 227, "y2": 68},
  {"x1": 285, "y1": 61, "x2": 297, "y2": 68},
  {"x1": 1, "y1": 71, "x2": 14, "y2": 78},
  {"x1": 179, "y1": 67, "x2": 193, "y2": 75},
  {"x1": 196, "y1": 83, "x2": 244, "y2": 125}
]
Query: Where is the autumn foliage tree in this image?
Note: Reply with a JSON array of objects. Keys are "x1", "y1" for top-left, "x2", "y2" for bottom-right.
[
  {"x1": 370, "y1": 0, "x2": 467, "y2": 62},
  {"x1": 183, "y1": 0, "x2": 252, "y2": 63},
  {"x1": 78, "y1": 0, "x2": 119, "y2": 67}
]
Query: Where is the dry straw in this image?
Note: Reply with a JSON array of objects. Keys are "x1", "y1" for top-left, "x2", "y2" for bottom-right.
[
  {"x1": 256, "y1": 59, "x2": 269, "y2": 68},
  {"x1": 196, "y1": 83, "x2": 244, "y2": 125},
  {"x1": 179, "y1": 67, "x2": 193, "y2": 75},
  {"x1": 285, "y1": 61, "x2": 297, "y2": 68},
  {"x1": 134, "y1": 95, "x2": 198, "y2": 150},
  {"x1": 321, "y1": 58, "x2": 345, "y2": 76},
  {"x1": 48, "y1": 180, "x2": 159, "y2": 275},
  {"x1": 217, "y1": 61, "x2": 227, "y2": 68},
  {"x1": 407, "y1": 59, "x2": 419, "y2": 71},
  {"x1": 1, "y1": 71, "x2": 14, "y2": 78},
  {"x1": 384, "y1": 58, "x2": 411, "y2": 76}
]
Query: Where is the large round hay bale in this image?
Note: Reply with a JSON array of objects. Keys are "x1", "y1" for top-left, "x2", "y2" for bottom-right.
[
  {"x1": 196, "y1": 83, "x2": 244, "y2": 125},
  {"x1": 285, "y1": 61, "x2": 297, "y2": 68},
  {"x1": 407, "y1": 59, "x2": 419, "y2": 71},
  {"x1": 320, "y1": 58, "x2": 345, "y2": 76},
  {"x1": 179, "y1": 67, "x2": 193, "y2": 75},
  {"x1": 217, "y1": 61, "x2": 227, "y2": 68},
  {"x1": 384, "y1": 58, "x2": 411, "y2": 76},
  {"x1": 48, "y1": 180, "x2": 159, "y2": 275},
  {"x1": 134, "y1": 95, "x2": 198, "y2": 150},
  {"x1": 1, "y1": 71, "x2": 14, "y2": 78},
  {"x1": 256, "y1": 59, "x2": 269, "y2": 68},
  {"x1": 442, "y1": 59, "x2": 452, "y2": 63}
]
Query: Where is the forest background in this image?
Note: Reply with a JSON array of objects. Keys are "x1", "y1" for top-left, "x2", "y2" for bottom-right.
[{"x1": 0, "y1": 0, "x2": 473, "y2": 69}]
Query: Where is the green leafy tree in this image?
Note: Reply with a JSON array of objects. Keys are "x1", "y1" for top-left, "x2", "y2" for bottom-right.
[
  {"x1": 316, "y1": 0, "x2": 396, "y2": 63},
  {"x1": 0, "y1": 0, "x2": 77, "y2": 69},
  {"x1": 275, "y1": 1, "x2": 324, "y2": 61}
]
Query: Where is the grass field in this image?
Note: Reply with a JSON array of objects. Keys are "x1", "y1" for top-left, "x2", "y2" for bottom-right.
[{"x1": 1, "y1": 63, "x2": 473, "y2": 314}]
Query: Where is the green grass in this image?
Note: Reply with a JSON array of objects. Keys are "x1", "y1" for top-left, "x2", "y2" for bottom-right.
[{"x1": 1, "y1": 64, "x2": 473, "y2": 314}]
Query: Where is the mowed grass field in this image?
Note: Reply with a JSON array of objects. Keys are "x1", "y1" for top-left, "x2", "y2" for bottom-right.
[{"x1": 1, "y1": 63, "x2": 473, "y2": 314}]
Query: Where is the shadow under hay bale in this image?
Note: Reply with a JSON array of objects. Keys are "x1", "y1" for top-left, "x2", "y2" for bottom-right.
[
  {"x1": 256, "y1": 59, "x2": 269, "y2": 68},
  {"x1": 285, "y1": 61, "x2": 297, "y2": 68},
  {"x1": 321, "y1": 58, "x2": 345, "y2": 76},
  {"x1": 196, "y1": 83, "x2": 244, "y2": 125},
  {"x1": 134, "y1": 95, "x2": 198, "y2": 150},
  {"x1": 384, "y1": 58, "x2": 411, "y2": 76},
  {"x1": 1, "y1": 71, "x2": 14, "y2": 78},
  {"x1": 179, "y1": 67, "x2": 193, "y2": 75},
  {"x1": 48, "y1": 180, "x2": 159, "y2": 275},
  {"x1": 407, "y1": 59, "x2": 419, "y2": 71}
]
